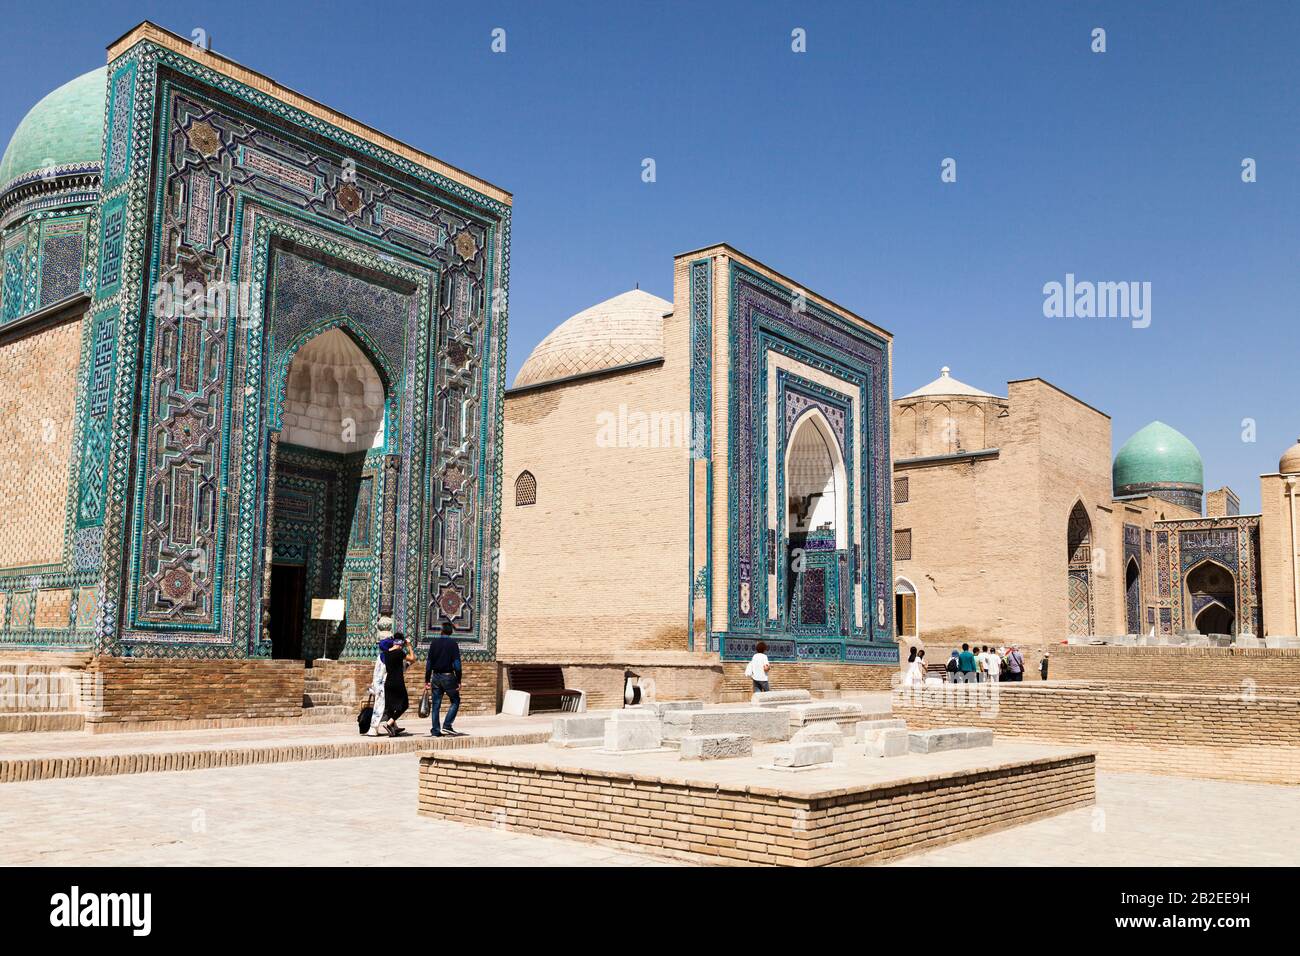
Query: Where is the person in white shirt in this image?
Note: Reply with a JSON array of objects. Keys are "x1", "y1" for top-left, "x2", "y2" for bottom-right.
[
  {"x1": 981, "y1": 646, "x2": 1001, "y2": 683},
  {"x1": 745, "y1": 641, "x2": 771, "y2": 693}
]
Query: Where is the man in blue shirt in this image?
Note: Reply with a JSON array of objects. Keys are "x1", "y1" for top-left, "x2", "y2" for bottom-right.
[
  {"x1": 423, "y1": 621, "x2": 464, "y2": 737},
  {"x1": 957, "y1": 643, "x2": 978, "y2": 683}
]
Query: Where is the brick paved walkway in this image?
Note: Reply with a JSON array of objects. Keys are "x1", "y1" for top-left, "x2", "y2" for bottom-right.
[
  {"x1": 2, "y1": 752, "x2": 1294, "y2": 866},
  {"x1": 891, "y1": 772, "x2": 1300, "y2": 866},
  {"x1": 0, "y1": 711, "x2": 555, "y2": 782}
]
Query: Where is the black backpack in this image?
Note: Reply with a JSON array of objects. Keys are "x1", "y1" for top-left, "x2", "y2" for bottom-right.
[{"x1": 945, "y1": 657, "x2": 959, "y2": 673}]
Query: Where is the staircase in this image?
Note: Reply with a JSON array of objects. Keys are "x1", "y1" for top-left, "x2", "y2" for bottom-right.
[{"x1": 301, "y1": 667, "x2": 353, "y2": 722}]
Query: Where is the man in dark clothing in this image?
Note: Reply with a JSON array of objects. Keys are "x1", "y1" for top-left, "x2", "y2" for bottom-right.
[{"x1": 424, "y1": 622, "x2": 464, "y2": 737}]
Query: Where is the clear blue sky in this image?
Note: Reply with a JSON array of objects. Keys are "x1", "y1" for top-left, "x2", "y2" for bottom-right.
[{"x1": 3, "y1": 0, "x2": 1295, "y2": 510}]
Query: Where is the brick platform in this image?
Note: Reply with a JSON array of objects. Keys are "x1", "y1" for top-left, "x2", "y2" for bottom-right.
[
  {"x1": 417, "y1": 741, "x2": 1096, "y2": 866},
  {"x1": 892, "y1": 683, "x2": 1300, "y2": 784}
]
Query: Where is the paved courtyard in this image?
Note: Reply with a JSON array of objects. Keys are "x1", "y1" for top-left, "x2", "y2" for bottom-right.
[{"x1": 1, "y1": 751, "x2": 1296, "y2": 866}]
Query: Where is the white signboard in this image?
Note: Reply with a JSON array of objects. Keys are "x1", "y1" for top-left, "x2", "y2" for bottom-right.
[{"x1": 310, "y1": 598, "x2": 346, "y2": 622}]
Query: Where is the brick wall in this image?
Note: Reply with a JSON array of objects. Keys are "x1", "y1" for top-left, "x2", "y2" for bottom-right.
[
  {"x1": 1049, "y1": 644, "x2": 1300, "y2": 684},
  {"x1": 418, "y1": 749, "x2": 1095, "y2": 866},
  {"x1": 720, "y1": 661, "x2": 897, "y2": 700},
  {"x1": 319, "y1": 659, "x2": 500, "y2": 717},
  {"x1": 0, "y1": 317, "x2": 81, "y2": 571},
  {"x1": 85, "y1": 659, "x2": 305, "y2": 728},
  {"x1": 893, "y1": 683, "x2": 1300, "y2": 783}
]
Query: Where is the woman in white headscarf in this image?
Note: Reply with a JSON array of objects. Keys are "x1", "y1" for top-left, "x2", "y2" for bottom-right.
[{"x1": 366, "y1": 617, "x2": 394, "y2": 736}]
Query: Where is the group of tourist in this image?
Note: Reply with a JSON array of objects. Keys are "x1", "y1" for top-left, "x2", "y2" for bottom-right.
[
  {"x1": 899, "y1": 643, "x2": 1034, "y2": 685},
  {"x1": 361, "y1": 621, "x2": 465, "y2": 737}
]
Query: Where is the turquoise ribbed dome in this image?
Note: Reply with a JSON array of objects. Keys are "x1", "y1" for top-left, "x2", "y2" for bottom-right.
[
  {"x1": 0, "y1": 67, "x2": 106, "y2": 191},
  {"x1": 1113, "y1": 421, "x2": 1203, "y2": 492}
]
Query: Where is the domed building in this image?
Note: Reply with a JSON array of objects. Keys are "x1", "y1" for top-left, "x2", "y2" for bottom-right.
[
  {"x1": 890, "y1": 366, "x2": 1282, "y2": 646},
  {"x1": 1112, "y1": 421, "x2": 1205, "y2": 512},
  {"x1": 498, "y1": 245, "x2": 897, "y2": 684},
  {"x1": 0, "y1": 23, "x2": 513, "y2": 722},
  {"x1": 0, "y1": 67, "x2": 105, "y2": 327}
]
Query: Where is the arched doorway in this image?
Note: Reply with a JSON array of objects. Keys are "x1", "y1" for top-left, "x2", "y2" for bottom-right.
[
  {"x1": 1186, "y1": 560, "x2": 1236, "y2": 636},
  {"x1": 784, "y1": 410, "x2": 848, "y2": 634},
  {"x1": 264, "y1": 327, "x2": 388, "y2": 659},
  {"x1": 895, "y1": 577, "x2": 917, "y2": 639},
  {"x1": 1124, "y1": 558, "x2": 1141, "y2": 634},
  {"x1": 1066, "y1": 501, "x2": 1094, "y2": 637}
]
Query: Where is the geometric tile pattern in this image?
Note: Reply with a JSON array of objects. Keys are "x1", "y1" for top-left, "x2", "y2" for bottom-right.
[{"x1": 3, "y1": 38, "x2": 512, "y2": 661}]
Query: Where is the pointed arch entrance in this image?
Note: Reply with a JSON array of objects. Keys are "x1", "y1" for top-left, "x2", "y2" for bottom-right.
[
  {"x1": 1124, "y1": 557, "x2": 1141, "y2": 634},
  {"x1": 784, "y1": 409, "x2": 849, "y2": 635},
  {"x1": 1066, "y1": 501, "x2": 1094, "y2": 637},
  {"x1": 1186, "y1": 559, "x2": 1236, "y2": 636},
  {"x1": 263, "y1": 326, "x2": 389, "y2": 659}
]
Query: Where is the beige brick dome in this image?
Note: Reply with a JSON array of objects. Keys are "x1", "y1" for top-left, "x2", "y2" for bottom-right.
[
  {"x1": 513, "y1": 289, "x2": 670, "y2": 389},
  {"x1": 1281, "y1": 438, "x2": 1300, "y2": 475}
]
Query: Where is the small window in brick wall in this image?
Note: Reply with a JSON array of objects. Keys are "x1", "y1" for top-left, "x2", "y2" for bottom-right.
[
  {"x1": 515, "y1": 470, "x2": 536, "y2": 506},
  {"x1": 894, "y1": 528, "x2": 912, "y2": 561},
  {"x1": 893, "y1": 476, "x2": 909, "y2": 504}
]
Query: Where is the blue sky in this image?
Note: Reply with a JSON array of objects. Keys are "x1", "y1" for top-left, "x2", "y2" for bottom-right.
[{"x1": 3, "y1": 0, "x2": 1295, "y2": 510}]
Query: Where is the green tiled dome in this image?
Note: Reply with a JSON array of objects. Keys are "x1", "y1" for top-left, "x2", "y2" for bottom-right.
[
  {"x1": 1113, "y1": 421, "x2": 1203, "y2": 492},
  {"x1": 0, "y1": 68, "x2": 106, "y2": 191}
]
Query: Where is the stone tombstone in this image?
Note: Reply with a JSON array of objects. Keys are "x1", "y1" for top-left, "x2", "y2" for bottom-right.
[
  {"x1": 679, "y1": 733, "x2": 752, "y2": 760},
  {"x1": 603, "y1": 709, "x2": 662, "y2": 751}
]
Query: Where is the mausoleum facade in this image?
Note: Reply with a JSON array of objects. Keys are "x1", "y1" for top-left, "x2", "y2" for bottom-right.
[{"x1": 0, "y1": 23, "x2": 511, "y2": 664}]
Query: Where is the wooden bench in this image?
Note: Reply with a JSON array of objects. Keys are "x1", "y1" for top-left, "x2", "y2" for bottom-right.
[{"x1": 506, "y1": 665, "x2": 583, "y2": 713}]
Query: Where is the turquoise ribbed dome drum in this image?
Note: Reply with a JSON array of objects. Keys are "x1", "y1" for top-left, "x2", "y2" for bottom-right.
[
  {"x1": 0, "y1": 67, "x2": 106, "y2": 192},
  {"x1": 1113, "y1": 421, "x2": 1204, "y2": 512}
]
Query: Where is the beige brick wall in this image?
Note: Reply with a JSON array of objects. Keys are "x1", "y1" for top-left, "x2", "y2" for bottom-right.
[
  {"x1": 1049, "y1": 643, "x2": 1300, "y2": 683},
  {"x1": 85, "y1": 659, "x2": 305, "y2": 727},
  {"x1": 894, "y1": 681, "x2": 1300, "y2": 783},
  {"x1": 891, "y1": 378, "x2": 1181, "y2": 646},
  {"x1": 418, "y1": 749, "x2": 1094, "y2": 866},
  {"x1": 0, "y1": 318, "x2": 81, "y2": 569},
  {"x1": 322, "y1": 659, "x2": 499, "y2": 717},
  {"x1": 498, "y1": 357, "x2": 690, "y2": 657},
  {"x1": 1259, "y1": 473, "x2": 1299, "y2": 637}
]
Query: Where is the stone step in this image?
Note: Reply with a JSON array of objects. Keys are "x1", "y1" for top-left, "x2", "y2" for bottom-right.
[
  {"x1": 302, "y1": 705, "x2": 351, "y2": 717},
  {"x1": 303, "y1": 692, "x2": 344, "y2": 707}
]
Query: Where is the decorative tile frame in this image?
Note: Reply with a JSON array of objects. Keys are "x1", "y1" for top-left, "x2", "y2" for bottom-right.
[
  {"x1": 57, "y1": 38, "x2": 509, "y2": 660},
  {"x1": 720, "y1": 263, "x2": 893, "y2": 662}
]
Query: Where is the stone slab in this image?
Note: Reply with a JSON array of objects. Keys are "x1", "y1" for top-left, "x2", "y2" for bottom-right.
[
  {"x1": 603, "y1": 710, "x2": 663, "y2": 751},
  {"x1": 662, "y1": 707, "x2": 790, "y2": 742},
  {"x1": 771, "y1": 741, "x2": 834, "y2": 768},
  {"x1": 908, "y1": 728, "x2": 995, "y2": 754},
  {"x1": 792, "y1": 725, "x2": 847, "y2": 747},
  {"x1": 864, "y1": 727, "x2": 909, "y2": 758},
  {"x1": 501, "y1": 689, "x2": 530, "y2": 717},
  {"x1": 651, "y1": 700, "x2": 704, "y2": 717},
  {"x1": 855, "y1": 718, "x2": 907, "y2": 742},
  {"x1": 549, "y1": 714, "x2": 608, "y2": 748},
  {"x1": 679, "y1": 733, "x2": 752, "y2": 760},
  {"x1": 752, "y1": 689, "x2": 813, "y2": 708}
]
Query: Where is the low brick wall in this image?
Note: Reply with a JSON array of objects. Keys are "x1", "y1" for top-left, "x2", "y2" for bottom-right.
[
  {"x1": 1048, "y1": 644, "x2": 1300, "y2": 684},
  {"x1": 499, "y1": 661, "x2": 724, "y2": 711},
  {"x1": 720, "y1": 661, "x2": 897, "y2": 700},
  {"x1": 417, "y1": 749, "x2": 1095, "y2": 866},
  {"x1": 85, "y1": 659, "x2": 305, "y2": 729},
  {"x1": 319, "y1": 660, "x2": 500, "y2": 717},
  {"x1": 892, "y1": 683, "x2": 1300, "y2": 784}
]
